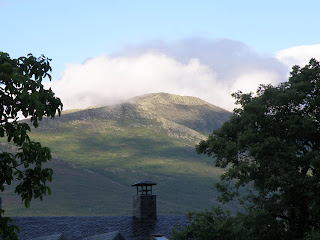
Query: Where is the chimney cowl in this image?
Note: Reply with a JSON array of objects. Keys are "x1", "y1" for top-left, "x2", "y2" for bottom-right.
[{"x1": 131, "y1": 180, "x2": 157, "y2": 186}]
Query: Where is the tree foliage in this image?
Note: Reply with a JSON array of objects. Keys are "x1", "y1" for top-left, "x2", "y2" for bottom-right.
[
  {"x1": 174, "y1": 59, "x2": 320, "y2": 239},
  {"x1": 0, "y1": 52, "x2": 62, "y2": 239},
  {"x1": 172, "y1": 207, "x2": 288, "y2": 240},
  {"x1": 172, "y1": 206, "x2": 237, "y2": 240}
]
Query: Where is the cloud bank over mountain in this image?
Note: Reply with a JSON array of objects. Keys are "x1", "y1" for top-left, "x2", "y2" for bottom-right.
[{"x1": 47, "y1": 39, "x2": 320, "y2": 111}]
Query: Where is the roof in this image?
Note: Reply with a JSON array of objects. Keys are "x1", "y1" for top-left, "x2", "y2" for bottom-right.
[
  {"x1": 149, "y1": 234, "x2": 169, "y2": 240},
  {"x1": 33, "y1": 233, "x2": 66, "y2": 240},
  {"x1": 12, "y1": 215, "x2": 187, "y2": 240},
  {"x1": 84, "y1": 231, "x2": 125, "y2": 240},
  {"x1": 131, "y1": 180, "x2": 157, "y2": 186}
]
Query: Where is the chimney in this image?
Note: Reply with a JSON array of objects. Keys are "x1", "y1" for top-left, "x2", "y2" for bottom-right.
[{"x1": 132, "y1": 180, "x2": 157, "y2": 220}]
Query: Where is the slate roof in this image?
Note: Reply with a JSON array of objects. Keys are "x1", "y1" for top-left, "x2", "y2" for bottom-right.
[
  {"x1": 84, "y1": 231, "x2": 125, "y2": 240},
  {"x1": 33, "y1": 233, "x2": 66, "y2": 240},
  {"x1": 12, "y1": 215, "x2": 187, "y2": 240}
]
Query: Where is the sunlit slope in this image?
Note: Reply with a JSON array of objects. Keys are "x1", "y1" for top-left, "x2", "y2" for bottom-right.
[{"x1": 2, "y1": 93, "x2": 232, "y2": 216}]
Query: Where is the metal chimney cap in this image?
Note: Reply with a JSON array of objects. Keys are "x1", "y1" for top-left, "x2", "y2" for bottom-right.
[{"x1": 131, "y1": 180, "x2": 157, "y2": 186}]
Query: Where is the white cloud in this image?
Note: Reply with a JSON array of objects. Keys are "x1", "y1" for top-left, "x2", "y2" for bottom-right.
[
  {"x1": 276, "y1": 44, "x2": 320, "y2": 69},
  {"x1": 48, "y1": 39, "x2": 317, "y2": 112},
  {"x1": 47, "y1": 53, "x2": 225, "y2": 109},
  {"x1": 231, "y1": 70, "x2": 280, "y2": 94}
]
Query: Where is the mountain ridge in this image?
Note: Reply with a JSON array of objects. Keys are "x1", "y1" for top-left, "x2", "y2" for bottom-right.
[
  {"x1": 50, "y1": 92, "x2": 231, "y2": 138},
  {"x1": 1, "y1": 92, "x2": 233, "y2": 216}
]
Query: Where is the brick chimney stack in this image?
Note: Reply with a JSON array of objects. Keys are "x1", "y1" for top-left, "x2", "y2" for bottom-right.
[{"x1": 132, "y1": 180, "x2": 157, "y2": 220}]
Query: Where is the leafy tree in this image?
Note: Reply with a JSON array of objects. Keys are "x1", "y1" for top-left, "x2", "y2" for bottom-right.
[
  {"x1": 172, "y1": 207, "x2": 288, "y2": 240},
  {"x1": 172, "y1": 206, "x2": 237, "y2": 240},
  {"x1": 0, "y1": 52, "x2": 62, "y2": 239},
  {"x1": 173, "y1": 59, "x2": 320, "y2": 239}
]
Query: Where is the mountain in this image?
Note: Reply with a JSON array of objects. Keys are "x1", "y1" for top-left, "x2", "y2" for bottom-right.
[{"x1": 1, "y1": 93, "x2": 233, "y2": 216}]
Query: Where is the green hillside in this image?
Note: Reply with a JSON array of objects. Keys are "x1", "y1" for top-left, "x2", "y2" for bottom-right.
[{"x1": 1, "y1": 93, "x2": 233, "y2": 216}]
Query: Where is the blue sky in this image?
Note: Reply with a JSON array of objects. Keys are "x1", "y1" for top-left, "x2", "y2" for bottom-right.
[{"x1": 1, "y1": 0, "x2": 320, "y2": 110}]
